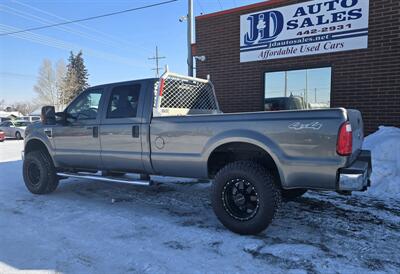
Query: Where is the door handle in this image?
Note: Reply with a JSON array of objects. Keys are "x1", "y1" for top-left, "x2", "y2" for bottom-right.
[{"x1": 132, "y1": 125, "x2": 139, "y2": 138}]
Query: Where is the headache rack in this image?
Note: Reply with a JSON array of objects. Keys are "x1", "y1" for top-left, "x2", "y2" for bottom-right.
[{"x1": 153, "y1": 70, "x2": 221, "y2": 117}]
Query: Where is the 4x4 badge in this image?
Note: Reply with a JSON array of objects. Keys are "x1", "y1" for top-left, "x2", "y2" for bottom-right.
[{"x1": 288, "y1": 122, "x2": 322, "y2": 131}]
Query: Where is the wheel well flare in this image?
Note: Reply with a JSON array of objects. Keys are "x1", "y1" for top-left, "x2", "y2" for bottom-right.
[{"x1": 207, "y1": 142, "x2": 280, "y2": 185}]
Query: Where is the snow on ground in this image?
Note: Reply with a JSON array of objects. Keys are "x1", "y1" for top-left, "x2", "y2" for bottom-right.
[
  {"x1": 362, "y1": 126, "x2": 400, "y2": 198},
  {"x1": 1, "y1": 139, "x2": 400, "y2": 274}
]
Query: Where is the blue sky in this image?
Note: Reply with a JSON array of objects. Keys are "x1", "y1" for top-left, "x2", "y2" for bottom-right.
[{"x1": 0, "y1": 0, "x2": 260, "y2": 103}]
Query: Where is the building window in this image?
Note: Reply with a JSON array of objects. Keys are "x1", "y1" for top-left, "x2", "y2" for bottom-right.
[{"x1": 264, "y1": 67, "x2": 331, "y2": 111}]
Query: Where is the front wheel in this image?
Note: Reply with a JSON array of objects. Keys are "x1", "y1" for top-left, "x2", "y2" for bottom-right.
[
  {"x1": 211, "y1": 161, "x2": 281, "y2": 235},
  {"x1": 15, "y1": 131, "x2": 22, "y2": 140},
  {"x1": 23, "y1": 151, "x2": 59, "y2": 194}
]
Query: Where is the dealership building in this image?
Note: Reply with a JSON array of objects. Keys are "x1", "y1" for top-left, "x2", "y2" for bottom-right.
[{"x1": 194, "y1": 0, "x2": 399, "y2": 134}]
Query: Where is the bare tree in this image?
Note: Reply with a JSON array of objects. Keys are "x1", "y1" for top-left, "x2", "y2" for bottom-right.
[
  {"x1": 0, "y1": 99, "x2": 5, "y2": 111},
  {"x1": 11, "y1": 101, "x2": 39, "y2": 115},
  {"x1": 55, "y1": 59, "x2": 67, "y2": 109},
  {"x1": 34, "y1": 59, "x2": 57, "y2": 106},
  {"x1": 33, "y1": 59, "x2": 66, "y2": 109}
]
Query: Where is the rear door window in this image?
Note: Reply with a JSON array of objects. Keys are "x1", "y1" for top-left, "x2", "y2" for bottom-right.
[{"x1": 107, "y1": 84, "x2": 141, "y2": 119}]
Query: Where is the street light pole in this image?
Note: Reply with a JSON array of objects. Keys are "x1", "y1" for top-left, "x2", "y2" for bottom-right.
[{"x1": 187, "y1": 0, "x2": 193, "y2": 77}]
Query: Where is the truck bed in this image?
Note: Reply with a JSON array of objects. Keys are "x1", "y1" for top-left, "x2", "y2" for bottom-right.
[{"x1": 149, "y1": 108, "x2": 363, "y2": 190}]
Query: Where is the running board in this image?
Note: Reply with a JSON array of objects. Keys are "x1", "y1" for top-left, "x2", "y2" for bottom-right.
[{"x1": 56, "y1": 172, "x2": 151, "y2": 186}]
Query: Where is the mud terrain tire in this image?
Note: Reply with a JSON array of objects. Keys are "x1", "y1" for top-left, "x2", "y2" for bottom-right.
[
  {"x1": 212, "y1": 161, "x2": 281, "y2": 235},
  {"x1": 23, "y1": 151, "x2": 59, "y2": 194}
]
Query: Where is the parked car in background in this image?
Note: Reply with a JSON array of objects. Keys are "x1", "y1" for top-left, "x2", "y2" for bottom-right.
[
  {"x1": 0, "y1": 130, "x2": 5, "y2": 142},
  {"x1": 0, "y1": 120, "x2": 31, "y2": 139},
  {"x1": 0, "y1": 117, "x2": 11, "y2": 123},
  {"x1": 265, "y1": 95, "x2": 307, "y2": 111},
  {"x1": 20, "y1": 115, "x2": 41, "y2": 123}
]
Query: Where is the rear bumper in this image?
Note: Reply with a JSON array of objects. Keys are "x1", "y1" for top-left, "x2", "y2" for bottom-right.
[{"x1": 338, "y1": 150, "x2": 372, "y2": 191}]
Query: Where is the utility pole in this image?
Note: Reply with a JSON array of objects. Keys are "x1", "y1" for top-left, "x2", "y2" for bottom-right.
[
  {"x1": 148, "y1": 46, "x2": 166, "y2": 77},
  {"x1": 305, "y1": 69, "x2": 308, "y2": 104},
  {"x1": 314, "y1": 88, "x2": 317, "y2": 103},
  {"x1": 187, "y1": 0, "x2": 193, "y2": 76},
  {"x1": 284, "y1": 71, "x2": 288, "y2": 97}
]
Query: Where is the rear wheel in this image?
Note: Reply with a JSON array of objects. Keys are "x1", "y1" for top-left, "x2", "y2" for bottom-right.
[
  {"x1": 211, "y1": 161, "x2": 281, "y2": 235},
  {"x1": 281, "y1": 189, "x2": 307, "y2": 201},
  {"x1": 23, "y1": 151, "x2": 59, "y2": 194},
  {"x1": 15, "y1": 131, "x2": 22, "y2": 140}
]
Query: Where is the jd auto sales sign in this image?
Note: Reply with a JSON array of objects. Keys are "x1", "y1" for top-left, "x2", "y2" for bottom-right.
[{"x1": 240, "y1": 0, "x2": 369, "y2": 62}]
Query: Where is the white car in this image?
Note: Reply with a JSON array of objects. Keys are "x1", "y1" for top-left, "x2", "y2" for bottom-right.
[
  {"x1": 20, "y1": 115, "x2": 41, "y2": 123},
  {"x1": 0, "y1": 120, "x2": 31, "y2": 139}
]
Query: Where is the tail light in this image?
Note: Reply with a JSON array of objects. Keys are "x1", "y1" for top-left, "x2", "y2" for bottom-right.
[
  {"x1": 159, "y1": 78, "x2": 165, "y2": 96},
  {"x1": 337, "y1": 121, "x2": 353, "y2": 156}
]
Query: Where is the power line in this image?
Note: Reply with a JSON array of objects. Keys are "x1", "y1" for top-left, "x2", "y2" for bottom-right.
[
  {"x1": 148, "y1": 46, "x2": 166, "y2": 78},
  {"x1": 217, "y1": 0, "x2": 223, "y2": 10},
  {"x1": 9, "y1": 0, "x2": 153, "y2": 54},
  {"x1": 0, "y1": 24, "x2": 150, "y2": 68},
  {"x1": 0, "y1": 5, "x2": 122, "y2": 50},
  {"x1": 0, "y1": 72, "x2": 36, "y2": 78},
  {"x1": 0, "y1": 0, "x2": 178, "y2": 36},
  {"x1": 197, "y1": 0, "x2": 205, "y2": 14}
]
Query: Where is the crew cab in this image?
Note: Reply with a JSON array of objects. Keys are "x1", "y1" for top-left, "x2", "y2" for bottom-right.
[{"x1": 22, "y1": 71, "x2": 371, "y2": 235}]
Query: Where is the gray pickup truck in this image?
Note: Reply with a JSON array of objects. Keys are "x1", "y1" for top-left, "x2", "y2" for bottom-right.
[{"x1": 22, "y1": 71, "x2": 371, "y2": 235}]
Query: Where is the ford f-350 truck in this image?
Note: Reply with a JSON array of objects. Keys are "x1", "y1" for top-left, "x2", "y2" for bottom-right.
[{"x1": 22, "y1": 71, "x2": 371, "y2": 235}]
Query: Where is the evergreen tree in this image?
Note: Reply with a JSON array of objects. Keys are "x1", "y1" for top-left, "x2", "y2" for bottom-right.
[
  {"x1": 73, "y1": 51, "x2": 89, "y2": 92},
  {"x1": 61, "y1": 51, "x2": 89, "y2": 103}
]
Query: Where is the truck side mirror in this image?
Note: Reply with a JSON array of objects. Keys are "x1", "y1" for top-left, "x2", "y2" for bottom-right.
[{"x1": 41, "y1": 106, "x2": 56, "y2": 125}]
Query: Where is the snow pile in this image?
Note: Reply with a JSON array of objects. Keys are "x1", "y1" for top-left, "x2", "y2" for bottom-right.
[{"x1": 362, "y1": 126, "x2": 400, "y2": 198}]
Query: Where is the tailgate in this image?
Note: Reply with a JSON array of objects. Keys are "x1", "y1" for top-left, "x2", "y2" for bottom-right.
[{"x1": 347, "y1": 109, "x2": 364, "y2": 154}]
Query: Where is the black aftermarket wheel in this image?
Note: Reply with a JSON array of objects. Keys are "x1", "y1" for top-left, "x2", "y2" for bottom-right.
[
  {"x1": 222, "y1": 178, "x2": 260, "y2": 221},
  {"x1": 212, "y1": 161, "x2": 281, "y2": 235},
  {"x1": 23, "y1": 151, "x2": 59, "y2": 194}
]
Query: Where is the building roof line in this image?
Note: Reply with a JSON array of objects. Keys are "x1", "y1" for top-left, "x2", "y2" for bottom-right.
[{"x1": 196, "y1": 0, "x2": 289, "y2": 20}]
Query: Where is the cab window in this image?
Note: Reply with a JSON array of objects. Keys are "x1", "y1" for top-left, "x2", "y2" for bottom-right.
[
  {"x1": 67, "y1": 89, "x2": 103, "y2": 120},
  {"x1": 107, "y1": 84, "x2": 141, "y2": 119}
]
